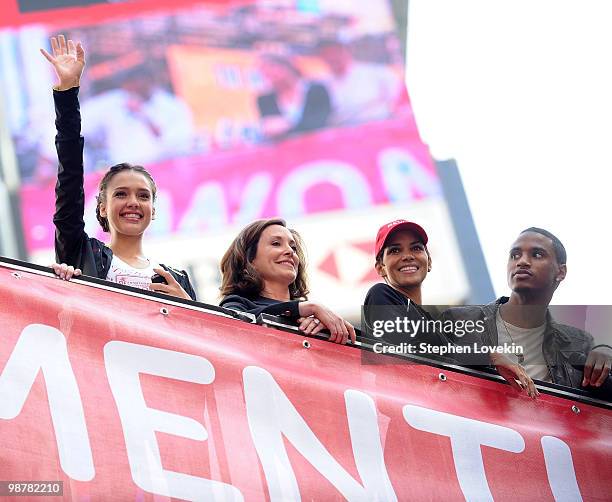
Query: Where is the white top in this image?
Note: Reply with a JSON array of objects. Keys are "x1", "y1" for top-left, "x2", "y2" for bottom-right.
[
  {"x1": 496, "y1": 309, "x2": 551, "y2": 382},
  {"x1": 105, "y1": 255, "x2": 158, "y2": 291}
]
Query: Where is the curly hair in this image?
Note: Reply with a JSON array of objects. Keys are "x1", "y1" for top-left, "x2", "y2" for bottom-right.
[
  {"x1": 220, "y1": 218, "x2": 309, "y2": 300},
  {"x1": 95, "y1": 162, "x2": 157, "y2": 232}
]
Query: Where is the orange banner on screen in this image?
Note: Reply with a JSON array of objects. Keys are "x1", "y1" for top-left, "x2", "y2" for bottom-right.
[
  {"x1": 167, "y1": 46, "x2": 330, "y2": 135},
  {"x1": 1, "y1": 260, "x2": 611, "y2": 501}
]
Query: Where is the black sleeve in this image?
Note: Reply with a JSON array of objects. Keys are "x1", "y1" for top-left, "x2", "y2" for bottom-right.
[
  {"x1": 291, "y1": 82, "x2": 331, "y2": 133},
  {"x1": 220, "y1": 295, "x2": 301, "y2": 320},
  {"x1": 363, "y1": 284, "x2": 449, "y2": 351},
  {"x1": 363, "y1": 284, "x2": 408, "y2": 330},
  {"x1": 364, "y1": 283, "x2": 407, "y2": 306},
  {"x1": 182, "y1": 274, "x2": 197, "y2": 302},
  {"x1": 53, "y1": 87, "x2": 88, "y2": 268}
]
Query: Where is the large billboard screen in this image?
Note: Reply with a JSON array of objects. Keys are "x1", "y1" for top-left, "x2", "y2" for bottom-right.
[{"x1": 0, "y1": 0, "x2": 473, "y2": 313}]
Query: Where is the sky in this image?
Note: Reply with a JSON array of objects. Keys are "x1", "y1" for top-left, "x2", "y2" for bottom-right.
[{"x1": 406, "y1": 0, "x2": 612, "y2": 305}]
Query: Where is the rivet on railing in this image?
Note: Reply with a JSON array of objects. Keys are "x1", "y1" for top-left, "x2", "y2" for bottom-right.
[
  {"x1": 302, "y1": 340, "x2": 311, "y2": 349},
  {"x1": 438, "y1": 373, "x2": 447, "y2": 382},
  {"x1": 571, "y1": 405, "x2": 580, "y2": 414},
  {"x1": 160, "y1": 307, "x2": 169, "y2": 316}
]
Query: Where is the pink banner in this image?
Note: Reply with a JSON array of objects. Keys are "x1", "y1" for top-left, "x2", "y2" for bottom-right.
[
  {"x1": 1, "y1": 260, "x2": 610, "y2": 501},
  {"x1": 21, "y1": 119, "x2": 439, "y2": 253}
]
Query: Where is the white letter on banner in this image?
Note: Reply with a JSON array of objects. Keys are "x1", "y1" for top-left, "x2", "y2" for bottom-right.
[
  {"x1": 0, "y1": 324, "x2": 94, "y2": 481},
  {"x1": 541, "y1": 436, "x2": 583, "y2": 501},
  {"x1": 276, "y1": 161, "x2": 372, "y2": 217},
  {"x1": 243, "y1": 366, "x2": 396, "y2": 502},
  {"x1": 403, "y1": 405, "x2": 524, "y2": 502},
  {"x1": 104, "y1": 341, "x2": 243, "y2": 502}
]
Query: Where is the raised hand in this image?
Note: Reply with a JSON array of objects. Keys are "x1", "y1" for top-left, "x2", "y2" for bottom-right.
[{"x1": 40, "y1": 35, "x2": 85, "y2": 91}]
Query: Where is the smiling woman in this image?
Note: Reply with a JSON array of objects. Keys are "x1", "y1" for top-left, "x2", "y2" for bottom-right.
[
  {"x1": 219, "y1": 218, "x2": 356, "y2": 345},
  {"x1": 363, "y1": 219, "x2": 447, "y2": 350},
  {"x1": 43, "y1": 35, "x2": 196, "y2": 300}
]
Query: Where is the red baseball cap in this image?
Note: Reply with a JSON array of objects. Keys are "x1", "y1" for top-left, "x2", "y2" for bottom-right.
[{"x1": 375, "y1": 219, "x2": 428, "y2": 258}]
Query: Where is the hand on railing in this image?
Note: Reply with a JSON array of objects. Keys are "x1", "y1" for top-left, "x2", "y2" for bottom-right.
[
  {"x1": 582, "y1": 347, "x2": 612, "y2": 388},
  {"x1": 51, "y1": 262, "x2": 82, "y2": 281},
  {"x1": 298, "y1": 301, "x2": 356, "y2": 345},
  {"x1": 490, "y1": 353, "x2": 539, "y2": 399},
  {"x1": 148, "y1": 267, "x2": 191, "y2": 300}
]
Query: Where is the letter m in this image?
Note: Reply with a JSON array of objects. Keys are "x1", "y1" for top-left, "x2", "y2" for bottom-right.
[
  {"x1": 0, "y1": 324, "x2": 94, "y2": 481},
  {"x1": 243, "y1": 366, "x2": 396, "y2": 502}
]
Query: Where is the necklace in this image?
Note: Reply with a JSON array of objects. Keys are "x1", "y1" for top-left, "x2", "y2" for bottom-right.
[
  {"x1": 498, "y1": 309, "x2": 525, "y2": 364},
  {"x1": 115, "y1": 254, "x2": 150, "y2": 268}
]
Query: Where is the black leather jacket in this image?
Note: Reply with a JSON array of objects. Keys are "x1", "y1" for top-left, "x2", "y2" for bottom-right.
[
  {"x1": 441, "y1": 297, "x2": 610, "y2": 398},
  {"x1": 53, "y1": 87, "x2": 196, "y2": 300}
]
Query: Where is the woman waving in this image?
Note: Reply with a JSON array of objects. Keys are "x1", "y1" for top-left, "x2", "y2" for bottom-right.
[{"x1": 42, "y1": 35, "x2": 195, "y2": 300}]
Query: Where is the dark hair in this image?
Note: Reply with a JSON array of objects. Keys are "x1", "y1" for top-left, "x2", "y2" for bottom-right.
[
  {"x1": 260, "y1": 54, "x2": 303, "y2": 79},
  {"x1": 520, "y1": 227, "x2": 567, "y2": 264},
  {"x1": 95, "y1": 162, "x2": 157, "y2": 232},
  {"x1": 220, "y1": 218, "x2": 309, "y2": 300}
]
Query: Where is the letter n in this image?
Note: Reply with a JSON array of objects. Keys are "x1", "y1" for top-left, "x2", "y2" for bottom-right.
[{"x1": 243, "y1": 366, "x2": 396, "y2": 501}]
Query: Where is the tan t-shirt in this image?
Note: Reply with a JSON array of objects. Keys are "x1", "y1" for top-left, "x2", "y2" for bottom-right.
[{"x1": 496, "y1": 309, "x2": 552, "y2": 382}]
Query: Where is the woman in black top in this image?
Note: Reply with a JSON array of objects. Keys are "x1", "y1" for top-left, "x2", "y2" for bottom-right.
[
  {"x1": 41, "y1": 35, "x2": 195, "y2": 300},
  {"x1": 364, "y1": 219, "x2": 445, "y2": 350},
  {"x1": 219, "y1": 218, "x2": 355, "y2": 344}
]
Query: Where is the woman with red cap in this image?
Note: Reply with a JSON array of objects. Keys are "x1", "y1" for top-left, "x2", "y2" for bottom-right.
[{"x1": 363, "y1": 219, "x2": 445, "y2": 351}]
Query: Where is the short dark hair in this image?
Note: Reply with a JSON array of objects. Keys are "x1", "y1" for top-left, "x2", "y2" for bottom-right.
[
  {"x1": 219, "y1": 218, "x2": 309, "y2": 300},
  {"x1": 520, "y1": 227, "x2": 567, "y2": 264},
  {"x1": 95, "y1": 162, "x2": 157, "y2": 232}
]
